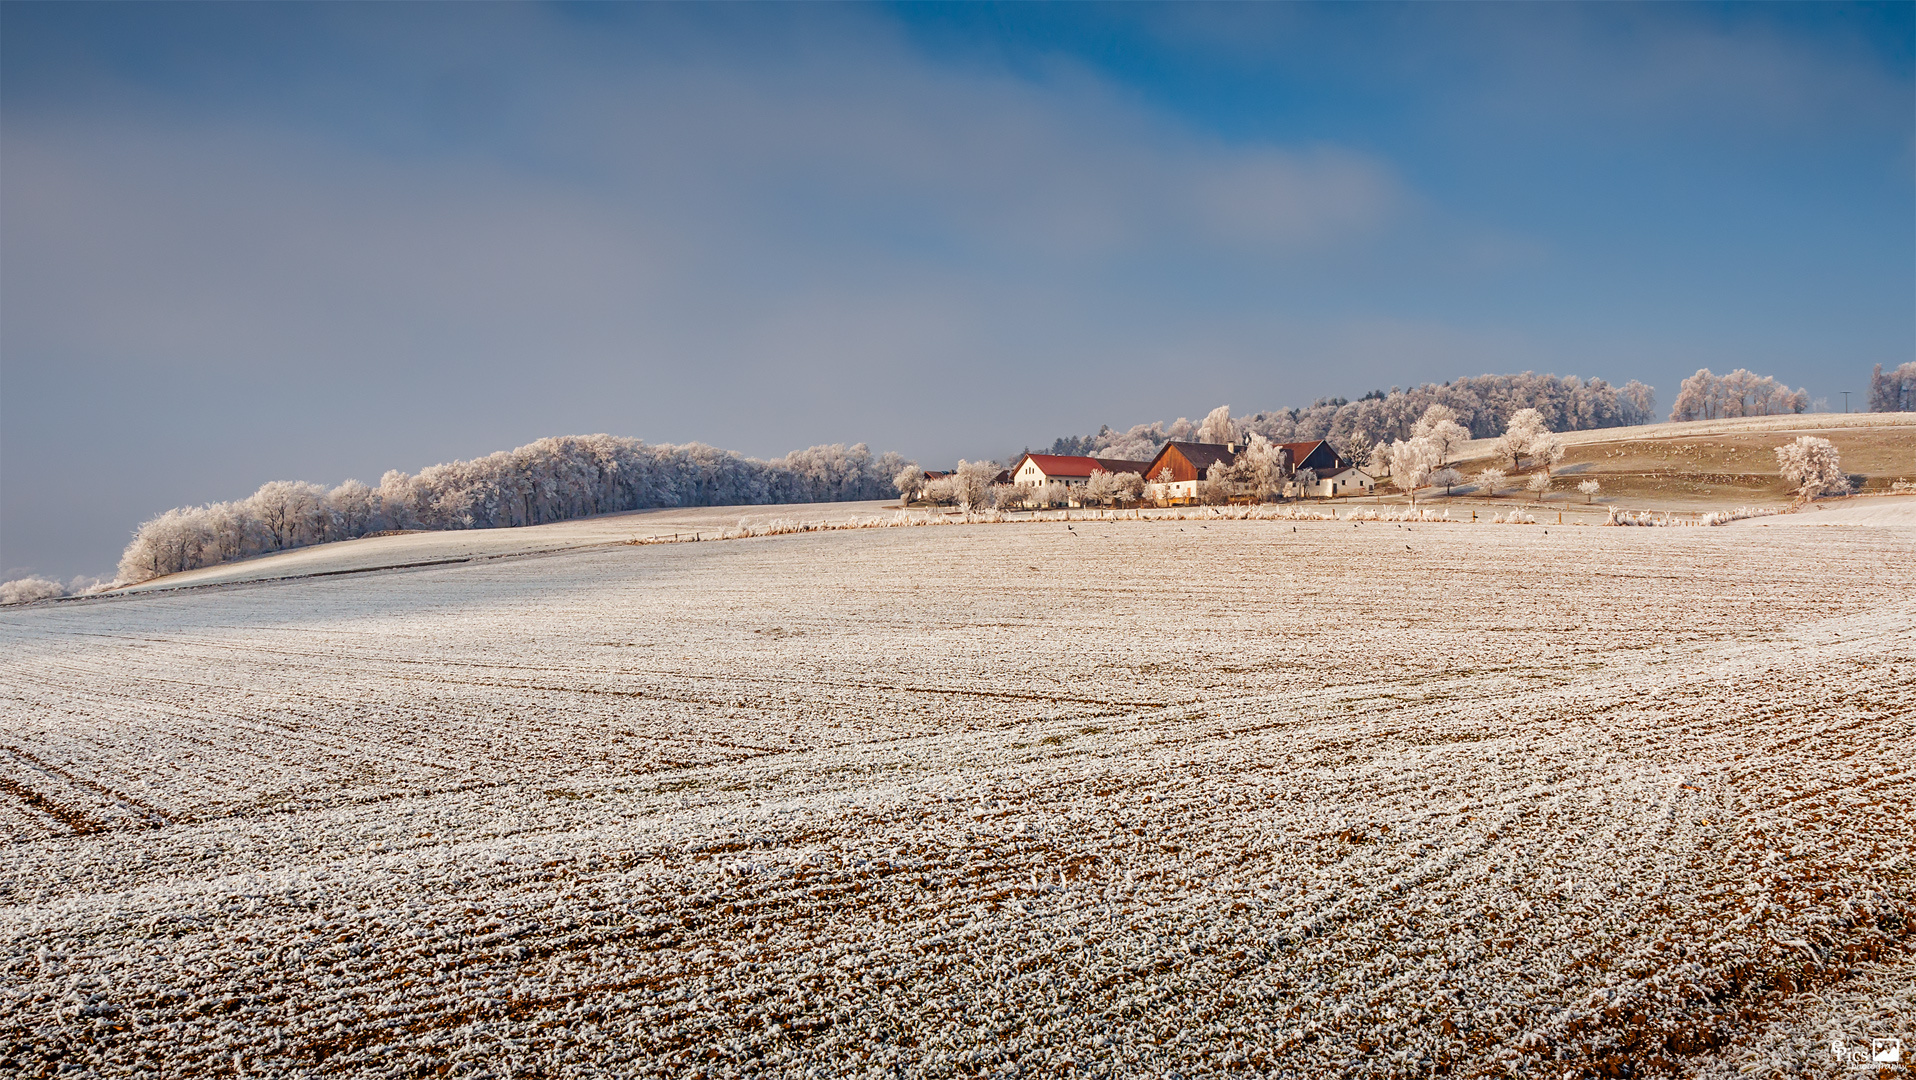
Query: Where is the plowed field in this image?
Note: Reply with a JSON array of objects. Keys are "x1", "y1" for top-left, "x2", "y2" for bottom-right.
[{"x1": 3, "y1": 520, "x2": 1912, "y2": 1077}]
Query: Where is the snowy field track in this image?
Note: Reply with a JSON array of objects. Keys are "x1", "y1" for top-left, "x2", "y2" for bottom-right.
[{"x1": 3, "y1": 521, "x2": 1913, "y2": 1078}]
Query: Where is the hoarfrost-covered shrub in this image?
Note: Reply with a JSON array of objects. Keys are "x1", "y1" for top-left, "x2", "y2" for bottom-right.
[
  {"x1": 1491, "y1": 512, "x2": 1537, "y2": 524},
  {"x1": 1032, "y1": 481, "x2": 1071, "y2": 509},
  {"x1": 991, "y1": 484, "x2": 1029, "y2": 511},
  {"x1": 1604, "y1": 506, "x2": 1783, "y2": 526},
  {"x1": 1577, "y1": 479, "x2": 1601, "y2": 503},
  {"x1": 1701, "y1": 506, "x2": 1786, "y2": 526},
  {"x1": 1773, "y1": 436, "x2": 1847, "y2": 499},
  {"x1": 1527, "y1": 472, "x2": 1551, "y2": 499},
  {"x1": 1476, "y1": 468, "x2": 1506, "y2": 496},
  {"x1": 0, "y1": 577, "x2": 66, "y2": 605},
  {"x1": 921, "y1": 477, "x2": 959, "y2": 506},
  {"x1": 1341, "y1": 507, "x2": 1457, "y2": 523},
  {"x1": 1429, "y1": 467, "x2": 1462, "y2": 495}
]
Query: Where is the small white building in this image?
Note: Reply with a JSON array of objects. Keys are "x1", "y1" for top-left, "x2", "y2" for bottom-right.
[{"x1": 1307, "y1": 468, "x2": 1376, "y2": 498}]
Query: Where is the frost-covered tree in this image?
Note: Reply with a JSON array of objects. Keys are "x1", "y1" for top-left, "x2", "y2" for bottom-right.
[
  {"x1": 1234, "y1": 434, "x2": 1288, "y2": 503},
  {"x1": 1046, "y1": 372, "x2": 1660, "y2": 466},
  {"x1": 1773, "y1": 436, "x2": 1847, "y2": 499},
  {"x1": 991, "y1": 483, "x2": 1028, "y2": 511},
  {"x1": 1389, "y1": 438, "x2": 1436, "y2": 504},
  {"x1": 1370, "y1": 440, "x2": 1394, "y2": 478},
  {"x1": 1199, "y1": 457, "x2": 1242, "y2": 504},
  {"x1": 1670, "y1": 368, "x2": 1809, "y2": 422},
  {"x1": 1497, "y1": 409, "x2": 1547, "y2": 471},
  {"x1": 1870, "y1": 363, "x2": 1916, "y2": 413},
  {"x1": 1618, "y1": 380, "x2": 1657, "y2": 426},
  {"x1": 0, "y1": 577, "x2": 66, "y2": 605},
  {"x1": 327, "y1": 480, "x2": 380, "y2": 540},
  {"x1": 1150, "y1": 464, "x2": 1179, "y2": 503},
  {"x1": 1411, "y1": 404, "x2": 1459, "y2": 438},
  {"x1": 1289, "y1": 467, "x2": 1318, "y2": 499},
  {"x1": 1197, "y1": 405, "x2": 1237, "y2": 445},
  {"x1": 1476, "y1": 467, "x2": 1506, "y2": 496},
  {"x1": 1527, "y1": 472, "x2": 1551, "y2": 501},
  {"x1": 250, "y1": 481, "x2": 327, "y2": 551},
  {"x1": 921, "y1": 476, "x2": 958, "y2": 506},
  {"x1": 116, "y1": 435, "x2": 920, "y2": 583},
  {"x1": 1111, "y1": 471, "x2": 1145, "y2": 504},
  {"x1": 1430, "y1": 467, "x2": 1462, "y2": 495},
  {"x1": 894, "y1": 464, "x2": 926, "y2": 504},
  {"x1": 1528, "y1": 432, "x2": 1566, "y2": 477},
  {"x1": 1081, "y1": 469, "x2": 1120, "y2": 507},
  {"x1": 1577, "y1": 479, "x2": 1601, "y2": 503},
  {"x1": 1033, "y1": 480, "x2": 1070, "y2": 508},
  {"x1": 1422, "y1": 420, "x2": 1470, "y2": 467},
  {"x1": 953, "y1": 460, "x2": 997, "y2": 513}
]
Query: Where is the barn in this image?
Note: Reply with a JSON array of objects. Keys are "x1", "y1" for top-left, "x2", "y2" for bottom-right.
[{"x1": 1138, "y1": 442, "x2": 1243, "y2": 503}]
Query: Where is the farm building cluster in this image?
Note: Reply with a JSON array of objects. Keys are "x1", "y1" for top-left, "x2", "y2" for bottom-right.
[{"x1": 917, "y1": 440, "x2": 1376, "y2": 509}]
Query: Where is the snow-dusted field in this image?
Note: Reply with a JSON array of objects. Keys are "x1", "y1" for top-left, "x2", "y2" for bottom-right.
[
  {"x1": 1726, "y1": 495, "x2": 1916, "y2": 530},
  {"x1": 3, "y1": 520, "x2": 1913, "y2": 1077}
]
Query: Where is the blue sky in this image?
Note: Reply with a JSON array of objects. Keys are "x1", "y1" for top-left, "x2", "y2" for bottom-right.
[{"x1": 3, "y1": 2, "x2": 1911, "y2": 578}]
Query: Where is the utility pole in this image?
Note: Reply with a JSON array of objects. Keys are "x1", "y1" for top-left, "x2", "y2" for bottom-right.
[{"x1": 1842, "y1": 391, "x2": 1851, "y2": 414}]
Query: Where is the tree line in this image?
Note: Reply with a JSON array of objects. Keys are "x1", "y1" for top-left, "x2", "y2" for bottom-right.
[
  {"x1": 1049, "y1": 372, "x2": 1660, "y2": 463},
  {"x1": 116, "y1": 436, "x2": 907, "y2": 584},
  {"x1": 1871, "y1": 363, "x2": 1916, "y2": 413}
]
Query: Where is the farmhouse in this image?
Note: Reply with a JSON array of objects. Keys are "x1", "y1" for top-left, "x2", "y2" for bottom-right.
[
  {"x1": 1011, "y1": 453, "x2": 1153, "y2": 489},
  {"x1": 1141, "y1": 439, "x2": 1362, "y2": 502}
]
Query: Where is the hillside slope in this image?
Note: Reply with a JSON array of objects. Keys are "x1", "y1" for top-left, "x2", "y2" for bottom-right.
[{"x1": 1443, "y1": 413, "x2": 1916, "y2": 511}]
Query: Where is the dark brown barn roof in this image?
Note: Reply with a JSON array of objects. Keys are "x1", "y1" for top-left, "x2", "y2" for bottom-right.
[
  {"x1": 1091, "y1": 457, "x2": 1153, "y2": 475},
  {"x1": 1278, "y1": 441, "x2": 1346, "y2": 472}
]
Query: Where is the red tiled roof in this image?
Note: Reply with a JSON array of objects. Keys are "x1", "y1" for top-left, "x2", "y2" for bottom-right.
[{"x1": 1018, "y1": 453, "x2": 1111, "y2": 479}]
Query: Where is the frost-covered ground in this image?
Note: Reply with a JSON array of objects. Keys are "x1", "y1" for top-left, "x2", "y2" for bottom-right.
[
  {"x1": 1726, "y1": 496, "x2": 1916, "y2": 530},
  {"x1": 3, "y1": 520, "x2": 1913, "y2": 1078}
]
